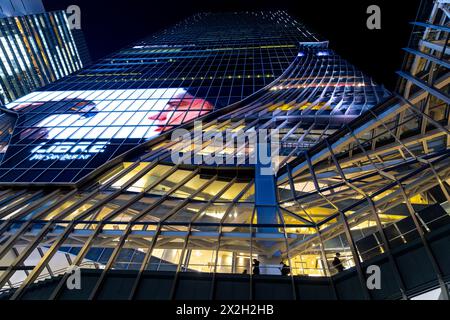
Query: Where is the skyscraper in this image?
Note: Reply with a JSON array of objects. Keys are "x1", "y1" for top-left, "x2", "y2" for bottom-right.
[
  {"x1": 0, "y1": 0, "x2": 45, "y2": 17},
  {"x1": 0, "y1": 0, "x2": 85, "y2": 105},
  {"x1": 0, "y1": 2, "x2": 448, "y2": 301},
  {"x1": 0, "y1": 11, "x2": 326, "y2": 184}
]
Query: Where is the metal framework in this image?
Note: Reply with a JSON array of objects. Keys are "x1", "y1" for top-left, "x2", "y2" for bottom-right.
[{"x1": 0, "y1": 2, "x2": 448, "y2": 300}]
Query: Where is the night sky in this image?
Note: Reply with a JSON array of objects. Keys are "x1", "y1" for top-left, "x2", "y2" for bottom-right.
[{"x1": 42, "y1": 0, "x2": 420, "y2": 91}]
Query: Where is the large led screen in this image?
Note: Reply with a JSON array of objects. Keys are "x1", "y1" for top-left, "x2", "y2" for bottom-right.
[{"x1": 0, "y1": 88, "x2": 214, "y2": 183}]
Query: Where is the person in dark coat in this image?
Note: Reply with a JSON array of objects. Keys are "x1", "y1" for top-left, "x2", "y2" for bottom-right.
[
  {"x1": 252, "y1": 259, "x2": 260, "y2": 275},
  {"x1": 332, "y1": 252, "x2": 344, "y2": 272}
]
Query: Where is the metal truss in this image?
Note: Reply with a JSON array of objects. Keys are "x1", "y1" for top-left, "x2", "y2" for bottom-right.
[{"x1": 0, "y1": 2, "x2": 448, "y2": 300}]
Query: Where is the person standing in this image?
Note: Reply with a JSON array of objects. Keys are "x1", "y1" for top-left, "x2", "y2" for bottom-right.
[
  {"x1": 252, "y1": 259, "x2": 260, "y2": 275},
  {"x1": 332, "y1": 253, "x2": 345, "y2": 273}
]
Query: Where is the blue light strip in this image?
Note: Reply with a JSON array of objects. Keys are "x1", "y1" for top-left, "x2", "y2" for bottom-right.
[
  {"x1": 410, "y1": 21, "x2": 450, "y2": 33},
  {"x1": 403, "y1": 47, "x2": 450, "y2": 70}
]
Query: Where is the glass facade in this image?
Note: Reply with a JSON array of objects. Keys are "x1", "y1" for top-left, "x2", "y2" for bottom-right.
[
  {"x1": 0, "y1": 11, "x2": 319, "y2": 184},
  {"x1": 0, "y1": 10, "x2": 83, "y2": 105},
  {"x1": 0, "y1": 5, "x2": 448, "y2": 300},
  {"x1": 0, "y1": 0, "x2": 45, "y2": 18}
]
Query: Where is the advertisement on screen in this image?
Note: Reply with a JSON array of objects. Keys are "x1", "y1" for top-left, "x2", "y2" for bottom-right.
[{"x1": 0, "y1": 88, "x2": 214, "y2": 182}]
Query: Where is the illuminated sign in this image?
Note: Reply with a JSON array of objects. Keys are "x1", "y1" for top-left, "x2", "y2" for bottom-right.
[
  {"x1": 0, "y1": 88, "x2": 215, "y2": 183},
  {"x1": 30, "y1": 141, "x2": 109, "y2": 161},
  {"x1": 7, "y1": 88, "x2": 213, "y2": 141}
]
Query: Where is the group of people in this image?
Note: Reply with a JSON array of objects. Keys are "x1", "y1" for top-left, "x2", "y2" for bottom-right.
[
  {"x1": 242, "y1": 253, "x2": 345, "y2": 276},
  {"x1": 242, "y1": 259, "x2": 291, "y2": 276}
]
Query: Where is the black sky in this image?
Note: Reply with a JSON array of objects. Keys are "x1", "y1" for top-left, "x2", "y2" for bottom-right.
[{"x1": 42, "y1": 0, "x2": 421, "y2": 91}]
